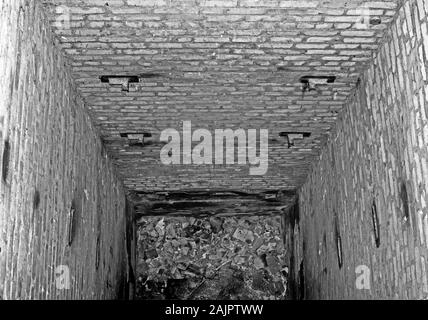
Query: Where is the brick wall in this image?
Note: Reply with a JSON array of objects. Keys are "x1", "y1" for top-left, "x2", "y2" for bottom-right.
[
  {"x1": 0, "y1": 0, "x2": 130, "y2": 299},
  {"x1": 294, "y1": 0, "x2": 428, "y2": 299}
]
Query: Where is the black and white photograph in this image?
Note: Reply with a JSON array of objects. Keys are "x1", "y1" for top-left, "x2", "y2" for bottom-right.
[{"x1": 0, "y1": 0, "x2": 427, "y2": 309}]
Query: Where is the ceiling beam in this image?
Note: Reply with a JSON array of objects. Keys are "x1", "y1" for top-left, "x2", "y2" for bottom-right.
[{"x1": 129, "y1": 189, "x2": 297, "y2": 219}]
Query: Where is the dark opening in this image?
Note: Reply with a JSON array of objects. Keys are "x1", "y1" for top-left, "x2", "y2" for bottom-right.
[
  {"x1": 298, "y1": 260, "x2": 305, "y2": 300},
  {"x1": 400, "y1": 182, "x2": 410, "y2": 223},
  {"x1": 68, "y1": 200, "x2": 78, "y2": 246},
  {"x1": 95, "y1": 234, "x2": 101, "y2": 270},
  {"x1": 33, "y1": 189, "x2": 40, "y2": 210},
  {"x1": 100, "y1": 75, "x2": 140, "y2": 83},
  {"x1": 371, "y1": 199, "x2": 380, "y2": 248},
  {"x1": 2, "y1": 139, "x2": 10, "y2": 184},
  {"x1": 299, "y1": 75, "x2": 337, "y2": 84},
  {"x1": 334, "y1": 212, "x2": 343, "y2": 269}
]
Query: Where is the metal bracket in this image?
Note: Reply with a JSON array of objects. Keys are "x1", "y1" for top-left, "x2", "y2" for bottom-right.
[
  {"x1": 120, "y1": 132, "x2": 153, "y2": 148},
  {"x1": 100, "y1": 75, "x2": 140, "y2": 92},
  {"x1": 279, "y1": 132, "x2": 311, "y2": 148}
]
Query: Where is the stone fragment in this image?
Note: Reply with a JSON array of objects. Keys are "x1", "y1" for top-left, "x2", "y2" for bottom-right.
[
  {"x1": 234, "y1": 256, "x2": 246, "y2": 265},
  {"x1": 267, "y1": 242, "x2": 277, "y2": 250},
  {"x1": 171, "y1": 240, "x2": 180, "y2": 247},
  {"x1": 179, "y1": 238, "x2": 188, "y2": 246},
  {"x1": 181, "y1": 246, "x2": 190, "y2": 256},
  {"x1": 268, "y1": 281, "x2": 285, "y2": 295},
  {"x1": 252, "y1": 237, "x2": 264, "y2": 251},
  {"x1": 145, "y1": 248, "x2": 158, "y2": 259},
  {"x1": 187, "y1": 263, "x2": 202, "y2": 275},
  {"x1": 266, "y1": 254, "x2": 281, "y2": 274},
  {"x1": 209, "y1": 217, "x2": 223, "y2": 233},
  {"x1": 165, "y1": 223, "x2": 176, "y2": 238},
  {"x1": 254, "y1": 256, "x2": 265, "y2": 269},
  {"x1": 137, "y1": 261, "x2": 149, "y2": 274},
  {"x1": 252, "y1": 271, "x2": 266, "y2": 291},
  {"x1": 155, "y1": 218, "x2": 165, "y2": 237},
  {"x1": 233, "y1": 228, "x2": 254, "y2": 243},
  {"x1": 256, "y1": 244, "x2": 269, "y2": 255},
  {"x1": 177, "y1": 263, "x2": 187, "y2": 270}
]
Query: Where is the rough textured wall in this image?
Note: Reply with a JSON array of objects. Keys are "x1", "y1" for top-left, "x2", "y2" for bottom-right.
[
  {"x1": 0, "y1": 0, "x2": 129, "y2": 299},
  {"x1": 136, "y1": 216, "x2": 287, "y2": 300},
  {"x1": 296, "y1": 0, "x2": 428, "y2": 299}
]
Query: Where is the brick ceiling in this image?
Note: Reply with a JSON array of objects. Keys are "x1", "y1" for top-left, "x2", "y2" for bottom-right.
[{"x1": 41, "y1": 0, "x2": 400, "y2": 192}]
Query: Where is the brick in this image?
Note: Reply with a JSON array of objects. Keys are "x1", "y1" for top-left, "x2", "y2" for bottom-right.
[
  {"x1": 343, "y1": 37, "x2": 376, "y2": 43},
  {"x1": 278, "y1": 1, "x2": 318, "y2": 8},
  {"x1": 296, "y1": 43, "x2": 329, "y2": 49},
  {"x1": 127, "y1": 0, "x2": 167, "y2": 6},
  {"x1": 201, "y1": 0, "x2": 238, "y2": 7},
  {"x1": 341, "y1": 30, "x2": 376, "y2": 37},
  {"x1": 365, "y1": 1, "x2": 398, "y2": 9},
  {"x1": 306, "y1": 37, "x2": 335, "y2": 42},
  {"x1": 325, "y1": 16, "x2": 362, "y2": 23}
]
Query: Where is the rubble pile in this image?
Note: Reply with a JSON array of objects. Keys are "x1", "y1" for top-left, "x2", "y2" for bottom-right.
[{"x1": 136, "y1": 215, "x2": 288, "y2": 300}]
